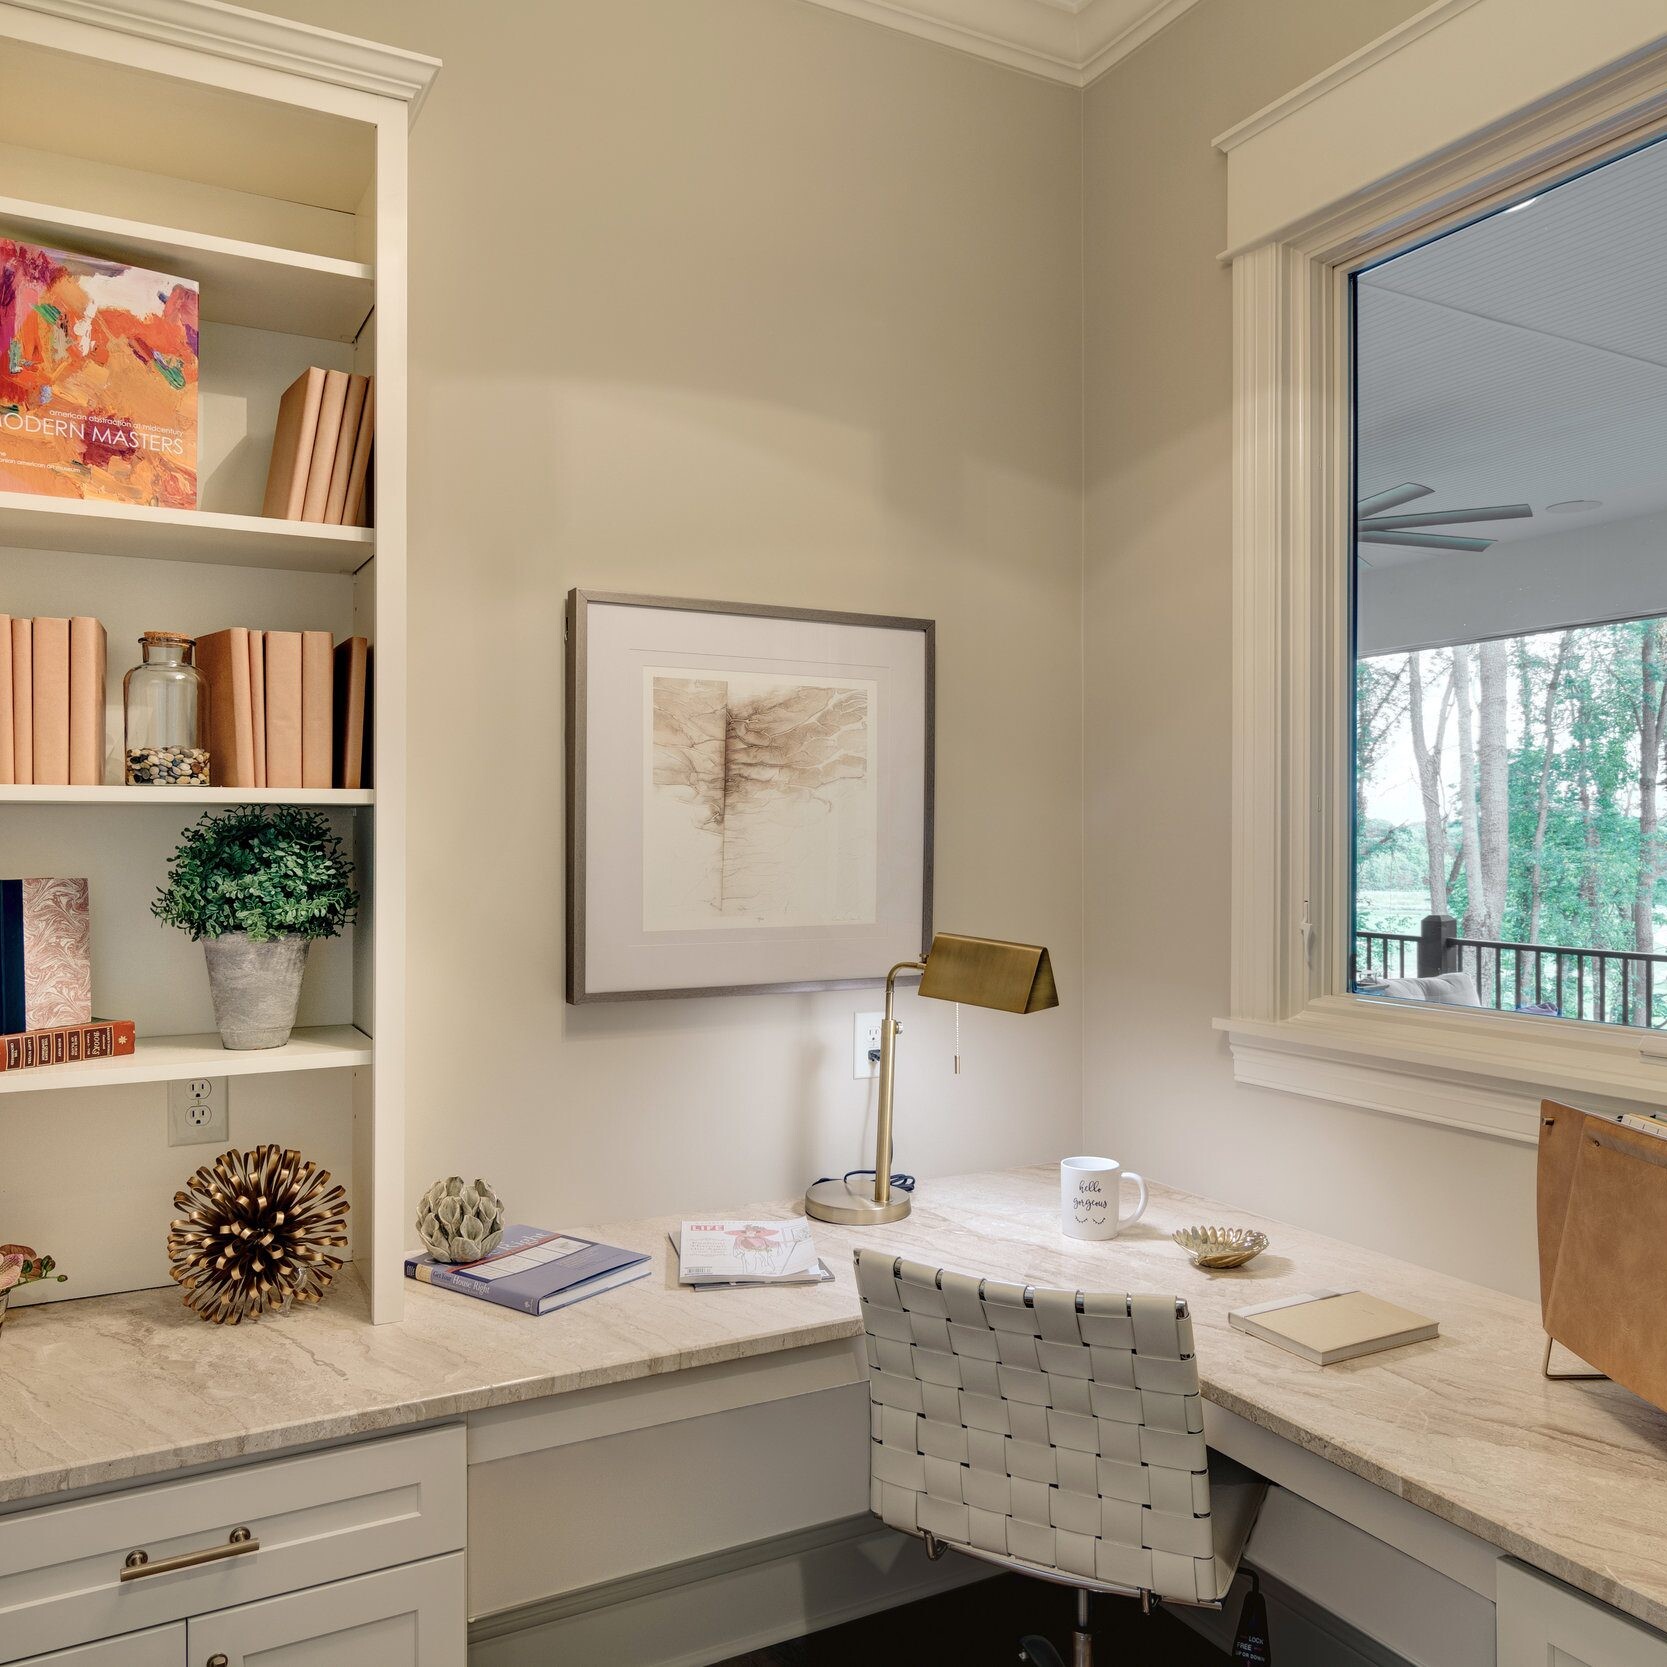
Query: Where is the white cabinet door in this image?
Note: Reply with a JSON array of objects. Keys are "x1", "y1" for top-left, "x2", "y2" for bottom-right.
[
  {"x1": 186, "y1": 1555, "x2": 464, "y2": 1667},
  {"x1": 1498, "y1": 1561, "x2": 1667, "y2": 1667},
  {"x1": 17, "y1": 1623, "x2": 183, "y2": 1665}
]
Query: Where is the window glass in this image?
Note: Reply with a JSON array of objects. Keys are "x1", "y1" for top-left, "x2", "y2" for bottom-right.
[{"x1": 1353, "y1": 137, "x2": 1667, "y2": 1027}]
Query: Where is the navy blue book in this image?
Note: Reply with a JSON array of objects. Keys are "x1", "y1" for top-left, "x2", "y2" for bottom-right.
[
  {"x1": 0, "y1": 880, "x2": 24, "y2": 1035},
  {"x1": 404, "y1": 1224, "x2": 650, "y2": 1316}
]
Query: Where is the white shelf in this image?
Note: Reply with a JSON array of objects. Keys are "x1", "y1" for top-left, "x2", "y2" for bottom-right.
[
  {"x1": 0, "y1": 786, "x2": 374, "y2": 806},
  {"x1": 0, "y1": 492, "x2": 373, "y2": 574},
  {"x1": 0, "y1": 1025, "x2": 373, "y2": 1095},
  {"x1": 0, "y1": 195, "x2": 374, "y2": 342}
]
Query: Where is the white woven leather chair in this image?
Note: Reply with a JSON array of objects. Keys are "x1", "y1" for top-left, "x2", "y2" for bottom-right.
[{"x1": 854, "y1": 1249, "x2": 1266, "y2": 1666}]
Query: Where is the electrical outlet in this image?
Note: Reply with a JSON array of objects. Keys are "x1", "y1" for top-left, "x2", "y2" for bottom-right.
[
  {"x1": 853, "y1": 1012, "x2": 885, "y2": 1079},
  {"x1": 168, "y1": 1076, "x2": 228, "y2": 1145}
]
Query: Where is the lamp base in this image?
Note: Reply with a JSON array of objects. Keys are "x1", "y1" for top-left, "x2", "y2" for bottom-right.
[{"x1": 804, "y1": 1179, "x2": 913, "y2": 1226}]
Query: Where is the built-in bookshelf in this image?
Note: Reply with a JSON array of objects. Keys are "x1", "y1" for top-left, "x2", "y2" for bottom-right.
[{"x1": 0, "y1": 1, "x2": 437, "y2": 1322}]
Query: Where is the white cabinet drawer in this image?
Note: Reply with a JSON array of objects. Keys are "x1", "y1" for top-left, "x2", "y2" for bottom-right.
[
  {"x1": 15, "y1": 1624, "x2": 183, "y2": 1666},
  {"x1": 0, "y1": 1426, "x2": 464, "y2": 1664},
  {"x1": 189, "y1": 1552, "x2": 465, "y2": 1666},
  {"x1": 1498, "y1": 1559, "x2": 1667, "y2": 1667}
]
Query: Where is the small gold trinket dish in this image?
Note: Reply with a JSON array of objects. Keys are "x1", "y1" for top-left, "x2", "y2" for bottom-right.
[{"x1": 1172, "y1": 1225, "x2": 1269, "y2": 1269}]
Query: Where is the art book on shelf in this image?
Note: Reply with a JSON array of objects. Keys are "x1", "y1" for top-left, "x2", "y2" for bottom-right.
[
  {"x1": 0, "y1": 240, "x2": 198, "y2": 507},
  {"x1": 674, "y1": 1218, "x2": 830, "y2": 1288},
  {"x1": 404, "y1": 1224, "x2": 651, "y2": 1316}
]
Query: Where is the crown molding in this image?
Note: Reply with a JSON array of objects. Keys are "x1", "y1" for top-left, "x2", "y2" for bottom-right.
[
  {"x1": 795, "y1": 0, "x2": 1203, "y2": 86},
  {"x1": 0, "y1": 0, "x2": 441, "y2": 119}
]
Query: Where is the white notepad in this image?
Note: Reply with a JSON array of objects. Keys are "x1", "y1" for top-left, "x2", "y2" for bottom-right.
[{"x1": 1229, "y1": 1289, "x2": 1438, "y2": 1365}]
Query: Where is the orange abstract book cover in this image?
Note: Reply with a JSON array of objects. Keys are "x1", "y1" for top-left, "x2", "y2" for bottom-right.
[{"x1": 0, "y1": 240, "x2": 198, "y2": 507}]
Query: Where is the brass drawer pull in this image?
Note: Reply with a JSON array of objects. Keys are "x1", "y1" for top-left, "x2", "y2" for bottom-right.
[{"x1": 121, "y1": 1525, "x2": 257, "y2": 1582}]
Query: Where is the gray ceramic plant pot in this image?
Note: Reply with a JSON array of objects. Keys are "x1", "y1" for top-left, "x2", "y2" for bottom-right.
[{"x1": 203, "y1": 932, "x2": 310, "y2": 1050}]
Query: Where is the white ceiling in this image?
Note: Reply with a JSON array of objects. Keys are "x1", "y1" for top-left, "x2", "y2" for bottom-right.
[
  {"x1": 793, "y1": 0, "x2": 1201, "y2": 85},
  {"x1": 1356, "y1": 134, "x2": 1667, "y2": 571}
]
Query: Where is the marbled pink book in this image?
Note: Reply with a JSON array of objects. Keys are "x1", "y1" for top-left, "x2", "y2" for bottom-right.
[{"x1": 22, "y1": 877, "x2": 91, "y2": 1028}]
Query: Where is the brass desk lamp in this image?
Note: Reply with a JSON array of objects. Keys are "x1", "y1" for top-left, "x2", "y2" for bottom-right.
[{"x1": 804, "y1": 932, "x2": 1058, "y2": 1226}]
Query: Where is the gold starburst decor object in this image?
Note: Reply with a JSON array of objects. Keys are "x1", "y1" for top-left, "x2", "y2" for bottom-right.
[
  {"x1": 168, "y1": 1145, "x2": 349, "y2": 1324},
  {"x1": 1171, "y1": 1225, "x2": 1270, "y2": 1269}
]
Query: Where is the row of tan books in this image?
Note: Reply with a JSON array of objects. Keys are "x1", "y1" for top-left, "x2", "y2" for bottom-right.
[
  {"x1": 198, "y1": 629, "x2": 371, "y2": 790},
  {"x1": 0, "y1": 615, "x2": 106, "y2": 785},
  {"x1": 262, "y1": 368, "x2": 374, "y2": 526}
]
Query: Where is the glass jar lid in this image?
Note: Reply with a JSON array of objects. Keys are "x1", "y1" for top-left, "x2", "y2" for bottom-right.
[{"x1": 138, "y1": 630, "x2": 195, "y2": 647}]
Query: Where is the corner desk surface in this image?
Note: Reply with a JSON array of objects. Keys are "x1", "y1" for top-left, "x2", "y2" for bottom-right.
[{"x1": 2, "y1": 1168, "x2": 1664, "y2": 1629}]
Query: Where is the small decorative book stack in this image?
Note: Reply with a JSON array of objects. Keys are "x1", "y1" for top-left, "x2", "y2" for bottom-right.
[
  {"x1": 0, "y1": 615, "x2": 107, "y2": 785},
  {"x1": 262, "y1": 367, "x2": 375, "y2": 527},
  {"x1": 0, "y1": 876, "x2": 134, "y2": 1072}
]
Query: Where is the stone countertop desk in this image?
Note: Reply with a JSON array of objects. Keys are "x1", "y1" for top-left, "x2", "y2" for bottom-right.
[{"x1": 3, "y1": 1168, "x2": 1665, "y2": 1630}]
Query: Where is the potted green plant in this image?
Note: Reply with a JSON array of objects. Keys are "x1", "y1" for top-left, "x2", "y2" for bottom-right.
[{"x1": 153, "y1": 806, "x2": 358, "y2": 1050}]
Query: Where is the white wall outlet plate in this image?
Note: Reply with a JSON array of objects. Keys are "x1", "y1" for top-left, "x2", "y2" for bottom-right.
[
  {"x1": 168, "y1": 1076, "x2": 229, "y2": 1145},
  {"x1": 854, "y1": 1012, "x2": 885, "y2": 1079}
]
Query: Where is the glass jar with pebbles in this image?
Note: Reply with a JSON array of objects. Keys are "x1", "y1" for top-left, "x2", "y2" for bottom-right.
[{"x1": 123, "y1": 631, "x2": 209, "y2": 786}]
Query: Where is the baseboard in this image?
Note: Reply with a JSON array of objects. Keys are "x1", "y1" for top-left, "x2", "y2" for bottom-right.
[{"x1": 468, "y1": 1514, "x2": 993, "y2": 1667}]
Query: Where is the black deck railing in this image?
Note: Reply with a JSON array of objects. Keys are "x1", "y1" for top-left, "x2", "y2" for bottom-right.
[{"x1": 1353, "y1": 915, "x2": 1667, "y2": 1028}]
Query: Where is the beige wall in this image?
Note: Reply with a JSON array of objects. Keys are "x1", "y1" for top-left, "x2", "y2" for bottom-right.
[
  {"x1": 258, "y1": 0, "x2": 1086, "y2": 1222},
  {"x1": 1081, "y1": 0, "x2": 1541, "y2": 1298},
  {"x1": 251, "y1": 0, "x2": 1547, "y2": 1295}
]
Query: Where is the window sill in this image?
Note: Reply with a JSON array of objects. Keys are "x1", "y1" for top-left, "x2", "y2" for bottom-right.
[{"x1": 1215, "y1": 996, "x2": 1667, "y2": 1144}]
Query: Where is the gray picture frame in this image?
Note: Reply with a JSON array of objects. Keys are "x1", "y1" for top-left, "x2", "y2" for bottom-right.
[{"x1": 566, "y1": 589, "x2": 935, "y2": 1003}]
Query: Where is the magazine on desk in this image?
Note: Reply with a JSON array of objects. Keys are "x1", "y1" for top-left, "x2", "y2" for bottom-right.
[
  {"x1": 405, "y1": 1224, "x2": 650, "y2": 1315},
  {"x1": 674, "y1": 1218, "x2": 832, "y2": 1289}
]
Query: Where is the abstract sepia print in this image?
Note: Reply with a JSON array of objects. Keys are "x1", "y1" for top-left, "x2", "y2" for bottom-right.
[{"x1": 645, "y1": 669, "x2": 878, "y2": 930}]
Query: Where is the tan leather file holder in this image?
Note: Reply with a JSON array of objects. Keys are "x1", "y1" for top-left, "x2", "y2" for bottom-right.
[{"x1": 1538, "y1": 1100, "x2": 1667, "y2": 1409}]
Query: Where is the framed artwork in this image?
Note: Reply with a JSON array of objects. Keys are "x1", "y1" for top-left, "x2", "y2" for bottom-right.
[{"x1": 566, "y1": 591, "x2": 934, "y2": 1002}]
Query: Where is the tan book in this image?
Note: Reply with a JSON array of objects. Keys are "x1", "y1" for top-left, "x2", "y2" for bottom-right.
[
  {"x1": 300, "y1": 369, "x2": 349, "y2": 524},
  {"x1": 30, "y1": 617, "x2": 70, "y2": 786},
  {"x1": 0, "y1": 613, "x2": 12, "y2": 785},
  {"x1": 300, "y1": 630, "x2": 334, "y2": 789},
  {"x1": 1229, "y1": 1290, "x2": 1437, "y2": 1366},
  {"x1": 68, "y1": 616, "x2": 107, "y2": 787},
  {"x1": 332, "y1": 636, "x2": 369, "y2": 789},
  {"x1": 195, "y1": 628, "x2": 256, "y2": 788},
  {"x1": 342, "y1": 378, "x2": 374, "y2": 528},
  {"x1": 247, "y1": 629, "x2": 267, "y2": 789},
  {"x1": 263, "y1": 367, "x2": 328, "y2": 521},
  {"x1": 264, "y1": 629, "x2": 303, "y2": 788},
  {"x1": 10, "y1": 617, "x2": 30, "y2": 784},
  {"x1": 323, "y1": 374, "x2": 368, "y2": 525}
]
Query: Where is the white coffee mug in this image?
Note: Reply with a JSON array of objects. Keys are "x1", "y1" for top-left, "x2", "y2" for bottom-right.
[{"x1": 1060, "y1": 1156, "x2": 1148, "y2": 1241}]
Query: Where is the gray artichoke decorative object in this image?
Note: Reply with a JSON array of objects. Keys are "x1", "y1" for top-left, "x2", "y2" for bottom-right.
[{"x1": 416, "y1": 1176, "x2": 506, "y2": 1263}]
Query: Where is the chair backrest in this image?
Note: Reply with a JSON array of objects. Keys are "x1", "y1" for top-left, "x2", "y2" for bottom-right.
[{"x1": 854, "y1": 1248, "x2": 1217, "y2": 1603}]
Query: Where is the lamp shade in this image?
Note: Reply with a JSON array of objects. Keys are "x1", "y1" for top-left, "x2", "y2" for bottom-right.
[{"x1": 916, "y1": 932, "x2": 1058, "y2": 1014}]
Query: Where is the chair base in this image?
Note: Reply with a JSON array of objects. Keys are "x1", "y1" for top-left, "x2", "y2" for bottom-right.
[{"x1": 1019, "y1": 1589, "x2": 1094, "y2": 1666}]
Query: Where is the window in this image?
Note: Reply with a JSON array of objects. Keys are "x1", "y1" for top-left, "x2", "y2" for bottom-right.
[
  {"x1": 1218, "y1": 0, "x2": 1667, "y2": 1136},
  {"x1": 1351, "y1": 135, "x2": 1667, "y2": 1032}
]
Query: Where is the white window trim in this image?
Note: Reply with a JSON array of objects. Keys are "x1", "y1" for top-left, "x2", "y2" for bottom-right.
[{"x1": 1217, "y1": 0, "x2": 1667, "y2": 1144}]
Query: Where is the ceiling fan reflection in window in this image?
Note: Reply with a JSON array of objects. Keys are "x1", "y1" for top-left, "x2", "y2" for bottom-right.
[{"x1": 1357, "y1": 483, "x2": 1532, "y2": 553}]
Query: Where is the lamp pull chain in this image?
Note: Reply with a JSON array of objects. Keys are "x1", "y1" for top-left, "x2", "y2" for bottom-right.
[{"x1": 954, "y1": 1002, "x2": 962, "y2": 1075}]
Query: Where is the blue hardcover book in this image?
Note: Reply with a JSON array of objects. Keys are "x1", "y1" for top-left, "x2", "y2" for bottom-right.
[
  {"x1": 0, "y1": 881, "x2": 24, "y2": 1035},
  {"x1": 404, "y1": 1224, "x2": 651, "y2": 1316}
]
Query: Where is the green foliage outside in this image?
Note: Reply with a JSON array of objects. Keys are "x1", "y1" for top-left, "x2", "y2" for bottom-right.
[
  {"x1": 1357, "y1": 620, "x2": 1664, "y2": 952},
  {"x1": 153, "y1": 806, "x2": 359, "y2": 942}
]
